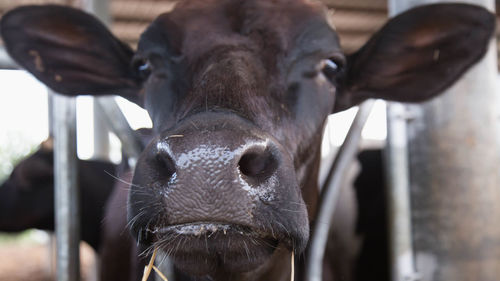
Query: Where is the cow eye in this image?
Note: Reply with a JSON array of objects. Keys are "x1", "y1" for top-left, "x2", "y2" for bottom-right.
[
  {"x1": 134, "y1": 59, "x2": 152, "y2": 80},
  {"x1": 322, "y1": 58, "x2": 343, "y2": 78}
]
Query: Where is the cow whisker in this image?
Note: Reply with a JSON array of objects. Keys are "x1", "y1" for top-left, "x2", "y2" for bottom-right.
[
  {"x1": 288, "y1": 201, "x2": 307, "y2": 206},
  {"x1": 103, "y1": 171, "x2": 138, "y2": 189},
  {"x1": 126, "y1": 209, "x2": 147, "y2": 230},
  {"x1": 156, "y1": 250, "x2": 169, "y2": 267},
  {"x1": 243, "y1": 240, "x2": 251, "y2": 261},
  {"x1": 140, "y1": 243, "x2": 156, "y2": 258},
  {"x1": 153, "y1": 265, "x2": 169, "y2": 281},
  {"x1": 104, "y1": 171, "x2": 163, "y2": 195},
  {"x1": 204, "y1": 233, "x2": 209, "y2": 253},
  {"x1": 275, "y1": 221, "x2": 291, "y2": 238},
  {"x1": 280, "y1": 208, "x2": 303, "y2": 213}
]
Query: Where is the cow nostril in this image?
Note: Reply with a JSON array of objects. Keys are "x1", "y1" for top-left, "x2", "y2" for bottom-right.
[
  {"x1": 238, "y1": 149, "x2": 278, "y2": 181},
  {"x1": 155, "y1": 152, "x2": 176, "y2": 182}
]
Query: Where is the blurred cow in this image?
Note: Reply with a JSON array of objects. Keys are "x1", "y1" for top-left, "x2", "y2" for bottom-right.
[{"x1": 0, "y1": 138, "x2": 116, "y2": 250}]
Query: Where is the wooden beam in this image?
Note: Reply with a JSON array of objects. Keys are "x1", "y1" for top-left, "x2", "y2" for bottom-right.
[{"x1": 111, "y1": 1, "x2": 176, "y2": 21}]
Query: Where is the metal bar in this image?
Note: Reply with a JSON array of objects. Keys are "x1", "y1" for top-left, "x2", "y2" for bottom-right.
[
  {"x1": 83, "y1": 0, "x2": 111, "y2": 24},
  {"x1": 48, "y1": 92, "x2": 55, "y2": 136},
  {"x1": 83, "y1": 0, "x2": 112, "y2": 161},
  {"x1": 389, "y1": 1, "x2": 500, "y2": 281},
  {"x1": 384, "y1": 102, "x2": 418, "y2": 281},
  {"x1": 94, "y1": 97, "x2": 143, "y2": 162},
  {"x1": 83, "y1": 1, "x2": 177, "y2": 278},
  {"x1": 384, "y1": 8, "x2": 414, "y2": 281},
  {"x1": 96, "y1": 98, "x2": 177, "y2": 280},
  {"x1": 53, "y1": 92, "x2": 80, "y2": 281},
  {"x1": 81, "y1": 0, "x2": 143, "y2": 161},
  {"x1": 91, "y1": 104, "x2": 111, "y2": 160},
  {"x1": 306, "y1": 100, "x2": 374, "y2": 281},
  {"x1": 96, "y1": 98, "x2": 176, "y2": 281}
]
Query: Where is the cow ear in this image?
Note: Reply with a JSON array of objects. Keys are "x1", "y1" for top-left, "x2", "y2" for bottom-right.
[
  {"x1": 333, "y1": 3, "x2": 495, "y2": 112},
  {"x1": 1, "y1": 5, "x2": 142, "y2": 105}
]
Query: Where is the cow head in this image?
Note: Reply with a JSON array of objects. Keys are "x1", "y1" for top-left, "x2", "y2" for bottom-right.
[
  {"x1": 0, "y1": 140, "x2": 55, "y2": 232},
  {"x1": 0, "y1": 139, "x2": 116, "y2": 249},
  {"x1": 1, "y1": 1, "x2": 494, "y2": 279}
]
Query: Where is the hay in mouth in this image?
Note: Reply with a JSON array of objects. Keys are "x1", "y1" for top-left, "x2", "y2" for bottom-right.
[{"x1": 142, "y1": 248, "x2": 169, "y2": 281}]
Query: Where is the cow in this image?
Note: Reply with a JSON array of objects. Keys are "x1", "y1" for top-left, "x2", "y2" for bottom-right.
[
  {"x1": 325, "y1": 148, "x2": 388, "y2": 281},
  {"x1": 0, "y1": 138, "x2": 116, "y2": 250},
  {"x1": 0, "y1": 138, "x2": 148, "y2": 281},
  {"x1": 99, "y1": 128, "x2": 156, "y2": 281},
  {"x1": 1, "y1": 1, "x2": 494, "y2": 280},
  {"x1": 99, "y1": 171, "x2": 150, "y2": 281},
  {"x1": 352, "y1": 149, "x2": 388, "y2": 281}
]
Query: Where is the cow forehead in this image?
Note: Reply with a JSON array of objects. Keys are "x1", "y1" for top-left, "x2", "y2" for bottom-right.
[
  {"x1": 138, "y1": 0, "x2": 339, "y2": 128},
  {"x1": 138, "y1": 0, "x2": 338, "y2": 65}
]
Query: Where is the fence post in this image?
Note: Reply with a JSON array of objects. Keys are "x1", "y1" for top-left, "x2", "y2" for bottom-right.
[
  {"x1": 83, "y1": 0, "x2": 112, "y2": 161},
  {"x1": 385, "y1": 102, "x2": 418, "y2": 281},
  {"x1": 53, "y1": 93, "x2": 80, "y2": 281}
]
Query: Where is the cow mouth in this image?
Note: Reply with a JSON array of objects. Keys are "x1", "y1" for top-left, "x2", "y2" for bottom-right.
[{"x1": 144, "y1": 222, "x2": 290, "y2": 275}]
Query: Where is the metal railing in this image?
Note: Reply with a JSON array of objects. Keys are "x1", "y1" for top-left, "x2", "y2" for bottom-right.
[
  {"x1": 53, "y1": 93, "x2": 80, "y2": 281},
  {"x1": 306, "y1": 100, "x2": 375, "y2": 281}
]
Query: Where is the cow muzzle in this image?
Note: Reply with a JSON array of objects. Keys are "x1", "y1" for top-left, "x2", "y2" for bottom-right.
[{"x1": 129, "y1": 112, "x2": 309, "y2": 275}]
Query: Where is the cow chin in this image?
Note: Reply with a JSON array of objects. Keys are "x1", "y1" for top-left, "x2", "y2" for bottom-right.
[
  {"x1": 128, "y1": 182, "x2": 308, "y2": 276},
  {"x1": 149, "y1": 222, "x2": 283, "y2": 276},
  {"x1": 129, "y1": 180, "x2": 309, "y2": 277},
  {"x1": 128, "y1": 176, "x2": 309, "y2": 277}
]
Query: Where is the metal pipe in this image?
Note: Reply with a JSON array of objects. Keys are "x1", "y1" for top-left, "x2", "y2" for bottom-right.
[
  {"x1": 92, "y1": 104, "x2": 111, "y2": 160},
  {"x1": 48, "y1": 93, "x2": 55, "y2": 136},
  {"x1": 81, "y1": 0, "x2": 143, "y2": 162},
  {"x1": 94, "y1": 98, "x2": 177, "y2": 279},
  {"x1": 306, "y1": 100, "x2": 374, "y2": 281},
  {"x1": 83, "y1": 0, "x2": 112, "y2": 161},
  {"x1": 384, "y1": 102, "x2": 418, "y2": 281},
  {"x1": 83, "y1": 0, "x2": 111, "y2": 24},
  {"x1": 94, "y1": 97, "x2": 143, "y2": 163},
  {"x1": 390, "y1": 1, "x2": 500, "y2": 281},
  {"x1": 52, "y1": 3, "x2": 111, "y2": 280},
  {"x1": 53, "y1": 92, "x2": 80, "y2": 281},
  {"x1": 83, "y1": 1, "x2": 177, "y2": 278}
]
